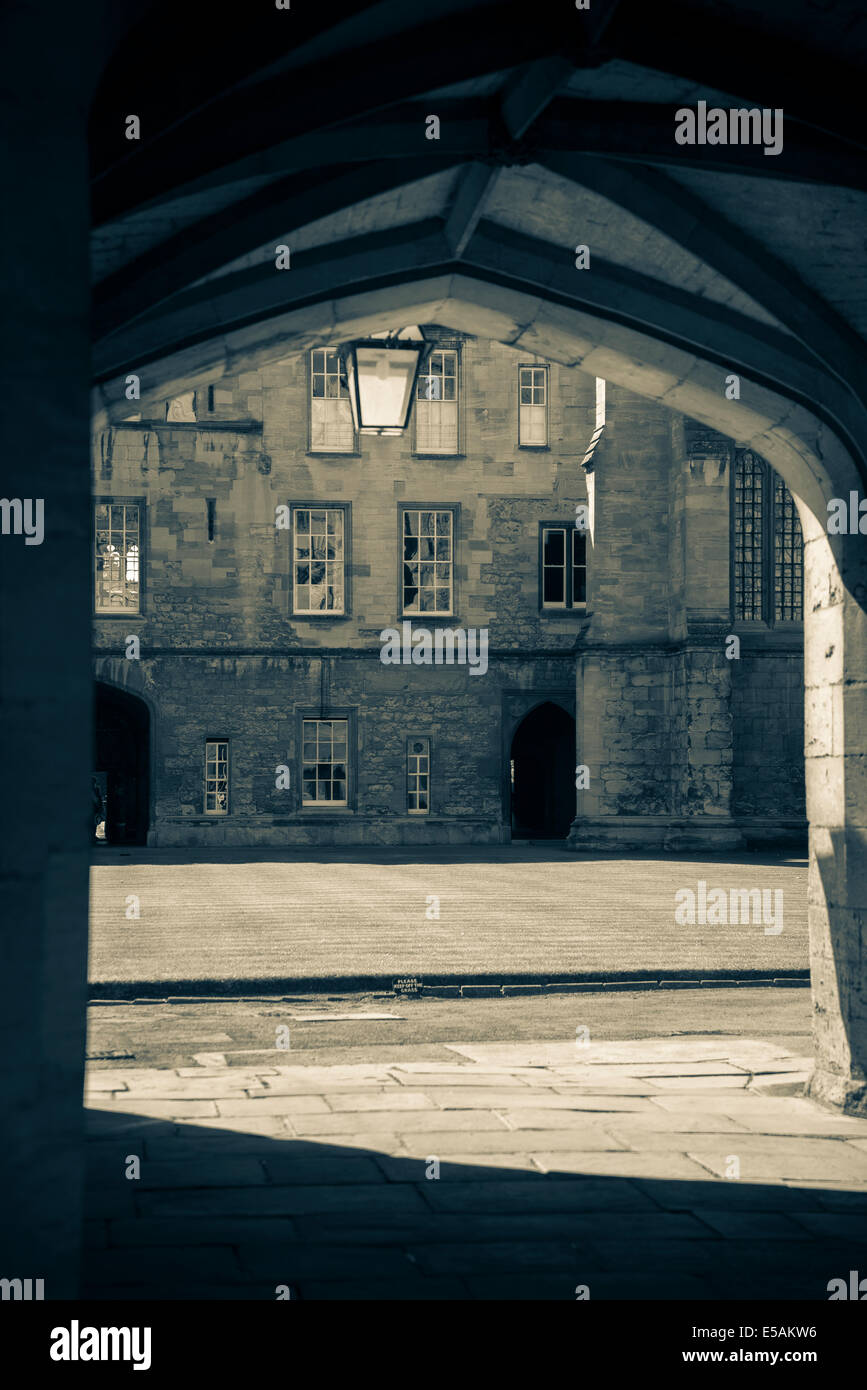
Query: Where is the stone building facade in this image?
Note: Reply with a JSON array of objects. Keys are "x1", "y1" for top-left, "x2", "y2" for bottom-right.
[{"x1": 91, "y1": 331, "x2": 805, "y2": 849}]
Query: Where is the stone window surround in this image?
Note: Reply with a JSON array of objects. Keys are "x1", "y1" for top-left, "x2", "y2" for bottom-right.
[
  {"x1": 413, "y1": 345, "x2": 461, "y2": 457},
  {"x1": 307, "y1": 347, "x2": 360, "y2": 456},
  {"x1": 537, "y1": 519, "x2": 588, "y2": 614},
  {"x1": 518, "y1": 363, "x2": 549, "y2": 448},
  {"x1": 203, "y1": 736, "x2": 230, "y2": 816},
  {"x1": 397, "y1": 501, "x2": 461, "y2": 620},
  {"x1": 730, "y1": 449, "x2": 804, "y2": 630},
  {"x1": 287, "y1": 500, "x2": 352, "y2": 620},
  {"x1": 294, "y1": 706, "x2": 358, "y2": 813},
  {"x1": 93, "y1": 495, "x2": 146, "y2": 618},
  {"x1": 406, "y1": 734, "x2": 432, "y2": 815}
]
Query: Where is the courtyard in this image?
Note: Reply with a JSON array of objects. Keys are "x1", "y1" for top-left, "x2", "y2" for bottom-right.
[
  {"x1": 82, "y1": 990, "x2": 867, "y2": 1301},
  {"x1": 88, "y1": 847, "x2": 808, "y2": 991}
]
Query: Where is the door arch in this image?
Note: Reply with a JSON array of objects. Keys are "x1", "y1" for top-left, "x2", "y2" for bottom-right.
[
  {"x1": 93, "y1": 682, "x2": 150, "y2": 845},
  {"x1": 510, "y1": 702, "x2": 576, "y2": 840}
]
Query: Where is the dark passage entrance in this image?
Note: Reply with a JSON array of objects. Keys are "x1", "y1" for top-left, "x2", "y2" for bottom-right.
[
  {"x1": 510, "y1": 702, "x2": 575, "y2": 839},
  {"x1": 94, "y1": 683, "x2": 150, "y2": 845}
]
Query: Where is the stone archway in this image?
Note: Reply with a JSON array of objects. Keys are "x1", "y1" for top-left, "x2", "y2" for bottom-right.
[{"x1": 93, "y1": 275, "x2": 867, "y2": 1112}]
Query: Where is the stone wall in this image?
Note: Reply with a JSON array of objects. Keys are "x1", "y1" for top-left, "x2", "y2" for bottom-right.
[
  {"x1": 92, "y1": 338, "x2": 806, "y2": 848},
  {"x1": 732, "y1": 648, "x2": 807, "y2": 840}
]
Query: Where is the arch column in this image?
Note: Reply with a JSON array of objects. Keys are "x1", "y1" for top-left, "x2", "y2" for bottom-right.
[{"x1": 805, "y1": 521, "x2": 867, "y2": 1112}]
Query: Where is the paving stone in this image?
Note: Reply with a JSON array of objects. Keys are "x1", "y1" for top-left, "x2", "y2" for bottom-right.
[
  {"x1": 238, "y1": 1244, "x2": 414, "y2": 1280},
  {"x1": 391, "y1": 1071, "x2": 529, "y2": 1088},
  {"x1": 413, "y1": 1177, "x2": 661, "y2": 1214},
  {"x1": 506, "y1": 1109, "x2": 740, "y2": 1133},
  {"x1": 261, "y1": 1156, "x2": 388, "y2": 1186},
  {"x1": 107, "y1": 1217, "x2": 299, "y2": 1246},
  {"x1": 126, "y1": 1158, "x2": 269, "y2": 1190},
  {"x1": 321, "y1": 1091, "x2": 436, "y2": 1112},
  {"x1": 676, "y1": 1210, "x2": 810, "y2": 1239},
  {"x1": 789, "y1": 1211, "x2": 867, "y2": 1239},
  {"x1": 188, "y1": 1115, "x2": 291, "y2": 1136},
  {"x1": 87, "y1": 1098, "x2": 220, "y2": 1117},
  {"x1": 605, "y1": 1125, "x2": 752, "y2": 1149},
  {"x1": 374, "y1": 1154, "x2": 540, "y2": 1181},
  {"x1": 645, "y1": 1075, "x2": 751, "y2": 1090},
  {"x1": 529, "y1": 1152, "x2": 717, "y2": 1179},
  {"x1": 685, "y1": 1138, "x2": 867, "y2": 1183},
  {"x1": 631, "y1": 1179, "x2": 824, "y2": 1210},
  {"x1": 215, "y1": 1095, "x2": 332, "y2": 1116},
  {"x1": 298, "y1": 1277, "x2": 469, "y2": 1299},
  {"x1": 288, "y1": 1110, "x2": 511, "y2": 1136},
  {"x1": 138, "y1": 1183, "x2": 431, "y2": 1218},
  {"x1": 464, "y1": 1272, "x2": 716, "y2": 1300},
  {"x1": 398, "y1": 1128, "x2": 624, "y2": 1157},
  {"x1": 85, "y1": 1245, "x2": 245, "y2": 1286},
  {"x1": 85, "y1": 1114, "x2": 176, "y2": 1138},
  {"x1": 409, "y1": 1239, "x2": 579, "y2": 1275},
  {"x1": 423, "y1": 1090, "x2": 652, "y2": 1111}
]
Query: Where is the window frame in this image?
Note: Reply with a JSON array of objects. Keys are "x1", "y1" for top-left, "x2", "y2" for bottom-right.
[
  {"x1": 538, "y1": 521, "x2": 587, "y2": 613},
  {"x1": 406, "y1": 735, "x2": 432, "y2": 816},
  {"x1": 413, "y1": 347, "x2": 461, "y2": 457},
  {"x1": 307, "y1": 347, "x2": 359, "y2": 455},
  {"x1": 93, "y1": 496, "x2": 145, "y2": 618},
  {"x1": 288, "y1": 501, "x2": 351, "y2": 619},
  {"x1": 730, "y1": 449, "x2": 803, "y2": 628},
  {"x1": 397, "y1": 503, "x2": 459, "y2": 619},
  {"x1": 295, "y1": 708, "x2": 357, "y2": 812},
  {"x1": 518, "y1": 364, "x2": 549, "y2": 448},
  {"x1": 203, "y1": 737, "x2": 230, "y2": 816}
]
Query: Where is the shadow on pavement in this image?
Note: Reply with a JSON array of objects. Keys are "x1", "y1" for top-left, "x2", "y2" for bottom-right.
[{"x1": 81, "y1": 1110, "x2": 867, "y2": 1300}]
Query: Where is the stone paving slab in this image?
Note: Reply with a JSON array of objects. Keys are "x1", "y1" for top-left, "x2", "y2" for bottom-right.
[{"x1": 82, "y1": 1033, "x2": 867, "y2": 1299}]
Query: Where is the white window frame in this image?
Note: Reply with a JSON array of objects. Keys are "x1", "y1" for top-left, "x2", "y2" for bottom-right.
[
  {"x1": 204, "y1": 739, "x2": 229, "y2": 815},
  {"x1": 407, "y1": 738, "x2": 431, "y2": 815},
  {"x1": 94, "y1": 501, "x2": 142, "y2": 615},
  {"x1": 401, "y1": 508, "x2": 454, "y2": 616},
  {"x1": 301, "y1": 718, "x2": 349, "y2": 806},
  {"x1": 310, "y1": 348, "x2": 355, "y2": 453},
  {"x1": 291, "y1": 506, "x2": 346, "y2": 615},
  {"x1": 519, "y1": 365, "x2": 548, "y2": 446},
  {"x1": 414, "y1": 349, "x2": 459, "y2": 455}
]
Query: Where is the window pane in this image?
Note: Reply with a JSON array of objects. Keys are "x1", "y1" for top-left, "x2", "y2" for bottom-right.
[{"x1": 301, "y1": 719, "x2": 348, "y2": 803}]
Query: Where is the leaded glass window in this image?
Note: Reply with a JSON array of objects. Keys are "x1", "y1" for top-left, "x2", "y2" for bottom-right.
[{"x1": 733, "y1": 450, "x2": 802, "y2": 623}]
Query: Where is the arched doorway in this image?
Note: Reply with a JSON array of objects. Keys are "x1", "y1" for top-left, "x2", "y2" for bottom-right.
[
  {"x1": 510, "y1": 702, "x2": 575, "y2": 840},
  {"x1": 93, "y1": 682, "x2": 150, "y2": 845}
]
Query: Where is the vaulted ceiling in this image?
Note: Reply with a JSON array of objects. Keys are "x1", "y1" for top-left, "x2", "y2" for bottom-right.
[{"x1": 89, "y1": 0, "x2": 867, "y2": 469}]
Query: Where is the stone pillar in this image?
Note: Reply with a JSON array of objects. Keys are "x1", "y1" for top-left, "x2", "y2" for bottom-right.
[
  {"x1": 0, "y1": 4, "x2": 94, "y2": 1294},
  {"x1": 666, "y1": 421, "x2": 743, "y2": 850},
  {"x1": 805, "y1": 518, "x2": 867, "y2": 1114}
]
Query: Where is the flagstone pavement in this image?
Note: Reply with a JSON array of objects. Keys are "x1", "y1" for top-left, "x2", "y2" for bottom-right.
[{"x1": 82, "y1": 1034, "x2": 867, "y2": 1300}]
